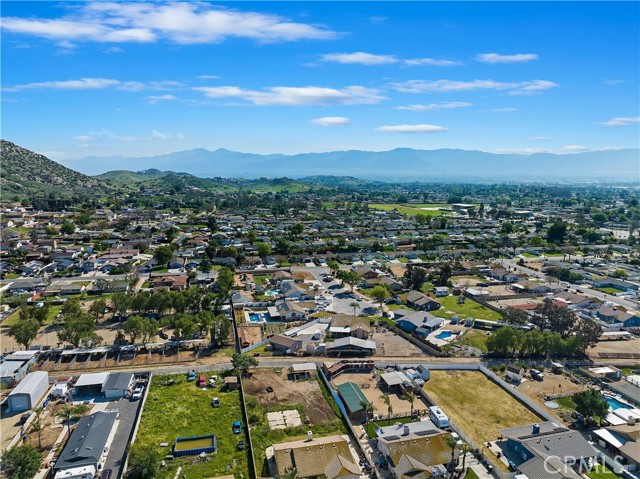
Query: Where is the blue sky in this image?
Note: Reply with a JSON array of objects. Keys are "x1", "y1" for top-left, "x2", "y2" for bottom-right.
[{"x1": 2, "y1": 1, "x2": 639, "y2": 167}]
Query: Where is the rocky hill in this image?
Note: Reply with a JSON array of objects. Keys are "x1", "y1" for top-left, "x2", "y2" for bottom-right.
[{"x1": 1, "y1": 140, "x2": 108, "y2": 197}]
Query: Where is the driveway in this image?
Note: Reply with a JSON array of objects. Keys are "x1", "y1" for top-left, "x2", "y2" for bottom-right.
[{"x1": 102, "y1": 395, "x2": 144, "y2": 479}]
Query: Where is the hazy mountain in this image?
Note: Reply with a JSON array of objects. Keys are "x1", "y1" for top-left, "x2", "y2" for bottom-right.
[
  {"x1": 70, "y1": 147, "x2": 640, "y2": 181},
  {"x1": 1, "y1": 139, "x2": 108, "y2": 197}
]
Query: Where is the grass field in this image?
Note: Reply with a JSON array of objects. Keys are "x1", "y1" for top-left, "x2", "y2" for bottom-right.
[
  {"x1": 520, "y1": 253, "x2": 538, "y2": 258},
  {"x1": 586, "y1": 464, "x2": 624, "y2": 479},
  {"x1": 136, "y1": 373, "x2": 249, "y2": 479},
  {"x1": 2, "y1": 304, "x2": 63, "y2": 327},
  {"x1": 456, "y1": 329, "x2": 489, "y2": 352},
  {"x1": 368, "y1": 203, "x2": 450, "y2": 217},
  {"x1": 431, "y1": 296, "x2": 503, "y2": 321},
  {"x1": 596, "y1": 287, "x2": 625, "y2": 295},
  {"x1": 424, "y1": 370, "x2": 542, "y2": 471},
  {"x1": 364, "y1": 416, "x2": 413, "y2": 438}
]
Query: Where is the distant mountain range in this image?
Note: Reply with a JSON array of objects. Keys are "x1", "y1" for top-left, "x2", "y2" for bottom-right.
[{"x1": 68, "y1": 147, "x2": 640, "y2": 181}]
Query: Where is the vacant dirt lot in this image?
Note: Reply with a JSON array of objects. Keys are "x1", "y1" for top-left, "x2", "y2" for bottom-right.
[
  {"x1": 243, "y1": 368, "x2": 337, "y2": 425},
  {"x1": 516, "y1": 372, "x2": 587, "y2": 410},
  {"x1": 588, "y1": 338, "x2": 640, "y2": 358},
  {"x1": 332, "y1": 371, "x2": 429, "y2": 418},
  {"x1": 372, "y1": 331, "x2": 424, "y2": 357}
]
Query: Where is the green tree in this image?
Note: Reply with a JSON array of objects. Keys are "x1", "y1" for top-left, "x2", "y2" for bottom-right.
[
  {"x1": 198, "y1": 258, "x2": 212, "y2": 274},
  {"x1": 111, "y1": 292, "x2": 131, "y2": 318},
  {"x1": 370, "y1": 285, "x2": 390, "y2": 308},
  {"x1": 173, "y1": 314, "x2": 197, "y2": 339},
  {"x1": 572, "y1": 389, "x2": 609, "y2": 422},
  {"x1": 278, "y1": 467, "x2": 299, "y2": 479},
  {"x1": 327, "y1": 260, "x2": 340, "y2": 276},
  {"x1": 8, "y1": 318, "x2": 39, "y2": 350},
  {"x1": 0, "y1": 444, "x2": 42, "y2": 479},
  {"x1": 340, "y1": 271, "x2": 360, "y2": 292},
  {"x1": 533, "y1": 298, "x2": 576, "y2": 338},
  {"x1": 289, "y1": 222, "x2": 304, "y2": 237},
  {"x1": 403, "y1": 266, "x2": 427, "y2": 290},
  {"x1": 30, "y1": 407, "x2": 44, "y2": 449},
  {"x1": 379, "y1": 392, "x2": 393, "y2": 425},
  {"x1": 216, "y1": 267, "x2": 235, "y2": 297},
  {"x1": 88, "y1": 298, "x2": 107, "y2": 321},
  {"x1": 403, "y1": 390, "x2": 416, "y2": 418},
  {"x1": 210, "y1": 314, "x2": 230, "y2": 347},
  {"x1": 60, "y1": 222, "x2": 76, "y2": 235},
  {"x1": 128, "y1": 443, "x2": 161, "y2": 479},
  {"x1": 32, "y1": 302, "x2": 50, "y2": 324},
  {"x1": 257, "y1": 242, "x2": 272, "y2": 259},
  {"x1": 58, "y1": 313, "x2": 102, "y2": 348},
  {"x1": 444, "y1": 434, "x2": 460, "y2": 470},
  {"x1": 58, "y1": 404, "x2": 90, "y2": 439},
  {"x1": 547, "y1": 221, "x2": 568, "y2": 244},
  {"x1": 153, "y1": 245, "x2": 174, "y2": 267},
  {"x1": 360, "y1": 399, "x2": 374, "y2": 427},
  {"x1": 231, "y1": 352, "x2": 258, "y2": 376},
  {"x1": 349, "y1": 301, "x2": 361, "y2": 317}
]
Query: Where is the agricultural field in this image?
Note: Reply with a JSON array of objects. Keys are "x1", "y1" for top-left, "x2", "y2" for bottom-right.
[
  {"x1": 135, "y1": 372, "x2": 249, "y2": 479},
  {"x1": 431, "y1": 295, "x2": 503, "y2": 321},
  {"x1": 368, "y1": 203, "x2": 450, "y2": 217},
  {"x1": 243, "y1": 368, "x2": 346, "y2": 476},
  {"x1": 424, "y1": 370, "x2": 542, "y2": 471}
]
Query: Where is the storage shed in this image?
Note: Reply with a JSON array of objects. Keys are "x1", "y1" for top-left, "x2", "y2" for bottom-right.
[
  {"x1": 336, "y1": 382, "x2": 370, "y2": 421},
  {"x1": 7, "y1": 371, "x2": 49, "y2": 412},
  {"x1": 101, "y1": 372, "x2": 134, "y2": 399},
  {"x1": 74, "y1": 372, "x2": 109, "y2": 398}
]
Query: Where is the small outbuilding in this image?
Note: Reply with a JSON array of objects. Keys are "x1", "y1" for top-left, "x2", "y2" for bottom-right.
[
  {"x1": 74, "y1": 372, "x2": 109, "y2": 398},
  {"x1": 289, "y1": 363, "x2": 317, "y2": 381},
  {"x1": 337, "y1": 382, "x2": 370, "y2": 421},
  {"x1": 7, "y1": 371, "x2": 49, "y2": 412},
  {"x1": 101, "y1": 372, "x2": 134, "y2": 399},
  {"x1": 224, "y1": 376, "x2": 240, "y2": 390}
]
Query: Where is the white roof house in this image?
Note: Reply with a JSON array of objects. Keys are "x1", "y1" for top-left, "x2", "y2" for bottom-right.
[{"x1": 75, "y1": 372, "x2": 109, "y2": 388}]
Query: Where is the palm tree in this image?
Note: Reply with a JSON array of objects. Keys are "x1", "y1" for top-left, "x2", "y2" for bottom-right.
[
  {"x1": 349, "y1": 301, "x2": 360, "y2": 317},
  {"x1": 380, "y1": 392, "x2": 393, "y2": 426},
  {"x1": 403, "y1": 390, "x2": 416, "y2": 419},
  {"x1": 360, "y1": 399, "x2": 374, "y2": 426},
  {"x1": 444, "y1": 434, "x2": 460, "y2": 471},
  {"x1": 31, "y1": 407, "x2": 44, "y2": 449},
  {"x1": 279, "y1": 466, "x2": 299, "y2": 479},
  {"x1": 58, "y1": 404, "x2": 90, "y2": 439},
  {"x1": 459, "y1": 442, "x2": 473, "y2": 473}
]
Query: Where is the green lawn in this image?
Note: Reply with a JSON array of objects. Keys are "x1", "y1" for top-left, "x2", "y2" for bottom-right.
[
  {"x1": 2, "y1": 304, "x2": 62, "y2": 327},
  {"x1": 431, "y1": 296, "x2": 503, "y2": 321},
  {"x1": 586, "y1": 464, "x2": 624, "y2": 479},
  {"x1": 368, "y1": 204, "x2": 450, "y2": 217},
  {"x1": 596, "y1": 287, "x2": 625, "y2": 295},
  {"x1": 520, "y1": 253, "x2": 538, "y2": 258},
  {"x1": 456, "y1": 329, "x2": 489, "y2": 352},
  {"x1": 136, "y1": 373, "x2": 250, "y2": 479},
  {"x1": 3, "y1": 273, "x2": 21, "y2": 279}
]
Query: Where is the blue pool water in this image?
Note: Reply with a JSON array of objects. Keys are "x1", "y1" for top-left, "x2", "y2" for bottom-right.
[
  {"x1": 606, "y1": 397, "x2": 631, "y2": 410},
  {"x1": 435, "y1": 331, "x2": 454, "y2": 340},
  {"x1": 248, "y1": 312, "x2": 272, "y2": 323},
  {"x1": 264, "y1": 290, "x2": 279, "y2": 297}
]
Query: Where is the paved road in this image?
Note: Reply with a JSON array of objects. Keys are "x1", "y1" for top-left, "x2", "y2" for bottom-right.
[{"x1": 496, "y1": 258, "x2": 638, "y2": 311}]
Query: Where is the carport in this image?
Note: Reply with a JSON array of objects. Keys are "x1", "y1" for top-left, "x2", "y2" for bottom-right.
[{"x1": 74, "y1": 372, "x2": 109, "y2": 398}]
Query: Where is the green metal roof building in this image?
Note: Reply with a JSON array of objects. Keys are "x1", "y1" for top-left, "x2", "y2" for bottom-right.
[{"x1": 336, "y1": 382, "x2": 369, "y2": 418}]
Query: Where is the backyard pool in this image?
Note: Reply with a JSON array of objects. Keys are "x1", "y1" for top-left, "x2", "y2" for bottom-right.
[
  {"x1": 264, "y1": 290, "x2": 279, "y2": 297},
  {"x1": 248, "y1": 312, "x2": 273, "y2": 323},
  {"x1": 606, "y1": 397, "x2": 631, "y2": 410},
  {"x1": 435, "y1": 330, "x2": 454, "y2": 341}
]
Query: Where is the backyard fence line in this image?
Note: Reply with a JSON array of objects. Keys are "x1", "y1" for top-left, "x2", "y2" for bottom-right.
[
  {"x1": 238, "y1": 374, "x2": 259, "y2": 479},
  {"x1": 121, "y1": 372, "x2": 153, "y2": 479},
  {"x1": 391, "y1": 326, "x2": 445, "y2": 357},
  {"x1": 241, "y1": 338, "x2": 269, "y2": 354}
]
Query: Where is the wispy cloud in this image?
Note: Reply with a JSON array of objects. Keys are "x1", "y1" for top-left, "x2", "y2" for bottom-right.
[
  {"x1": 197, "y1": 75, "x2": 221, "y2": 80},
  {"x1": 599, "y1": 116, "x2": 640, "y2": 127},
  {"x1": 310, "y1": 116, "x2": 350, "y2": 126},
  {"x1": 146, "y1": 94, "x2": 178, "y2": 104},
  {"x1": 193, "y1": 85, "x2": 386, "y2": 106},
  {"x1": 2, "y1": 2, "x2": 338, "y2": 46},
  {"x1": 5, "y1": 77, "x2": 184, "y2": 92},
  {"x1": 530, "y1": 136, "x2": 553, "y2": 141},
  {"x1": 562, "y1": 145, "x2": 590, "y2": 152},
  {"x1": 476, "y1": 53, "x2": 539, "y2": 63},
  {"x1": 390, "y1": 79, "x2": 558, "y2": 95},
  {"x1": 491, "y1": 107, "x2": 519, "y2": 112},
  {"x1": 319, "y1": 51, "x2": 461, "y2": 66},
  {"x1": 74, "y1": 129, "x2": 183, "y2": 143},
  {"x1": 396, "y1": 101, "x2": 471, "y2": 111},
  {"x1": 376, "y1": 124, "x2": 448, "y2": 133}
]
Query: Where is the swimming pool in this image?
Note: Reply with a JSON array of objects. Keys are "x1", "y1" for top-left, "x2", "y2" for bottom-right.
[
  {"x1": 248, "y1": 312, "x2": 272, "y2": 323},
  {"x1": 435, "y1": 331, "x2": 454, "y2": 340},
  {"x1": 606, "y1": 397, "x2": 631, "y2": 410},
  {"x1": 264, "y1": 290, "x2": 279, "y2": 297}
]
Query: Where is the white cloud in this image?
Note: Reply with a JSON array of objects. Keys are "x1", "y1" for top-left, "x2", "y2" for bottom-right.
[
  {"x1": 197, "y1": 75, "x2": 221, "y2": 80},
  {"x1": 390, "y1": 79, "x2": 558, "y2": 95},
  {"x1": 476, "y1": 53, "x2": 539, "y2": 63},
  {"x1": 2, "y1": 3, "x2": 337, "y2": 45},
  {"x1": 491, "y1": 107, "x2": 519, "y2": 112},
  {"x1": 494, "y1": 148, "x2": 552, "y2": 154},
  {"x1": 5, "y1": 78, "x2": 120, "y2": 92},
  {"x1": 396, "y1": 101, "x2": 472, "y2": 111},
  {"x1": 74, "y1": 129, "x2": 181, "y2": 143},
  {"x1": 193, "y1": 85, "x2": 386, "y2": 106},
  {"x1": 530, "y1": 136, "x2": 553, "y2": 141},
  {"x1": 599, "y1": 116, "x2": 640, "y2": 127},
  {"x1": 562, "y1": 145, "x2": 590, "y2": 152},
  {"x1": 403, "y1": 58, "x2": 462, "y2": 67},
  {"x1": 5, "y1": 78, "x2": 183, "y2": 92},
  {"x1": 376, "y1": 124, "x2": 449, "y2": 133},
  {"x1": 310, "y1": 116, "x2": 350, "y2": 126},
  {"x1": 146, "y1": 94, "x2": 178, "y2": 104},
  {"x1": 319, "y1": 52, "x2": 460, "y2": 66},
  {"x1": 320, "y1": 52, "x2": 398, "y2": 65}
]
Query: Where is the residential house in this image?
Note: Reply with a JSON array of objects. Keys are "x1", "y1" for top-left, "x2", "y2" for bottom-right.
[
  {"x1": 329, "y1": 314, "x2": 371, "y2": 340},
  {"x1": 276, "y1": 300, "x2": 309, "y2": 321},
  {"x1": 488, "y1": 267, "x2": 519, "y2": 283},
  {"x1": 326, "y1": 337, "x2": 376, "y2": 355},
  {"x1": 405, "y1": 290, "x2": 441, "y2": 311},
  {"x1": 269, "y1": 334, "x2": 305, "y2": 355},
  {"x1": 395, "y1": 311, "x2": 442, "y2": 334},
  {"x1": 500, "y1": 422, "x2": 596, "y2": 479},
  {"x1": 596, "y1": 306, "x2": 640, "y2": 327},
  {"x1": 151, "y1": 275, "x2": 188, "y2": 291},
  {"x1": 506, "y1": 364, "x2": 525, "y2": 384},
  {"x1": 592, "y1": 422, "x2": 640, "y2": 471}
]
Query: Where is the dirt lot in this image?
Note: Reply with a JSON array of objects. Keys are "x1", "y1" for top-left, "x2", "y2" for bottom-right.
[
  {"x1": 490, "y1": 297, "x2": 543, "y2": 308},
  {"x1": 1, "y1": 399, "x2": 65, "y2": 452},
  {"x1": 515, "y1": 372, "x2": 587, "y2": 410},
  {"x1": 332, "y1": 371, "x2": 429, "y2": 418},
  {"x1": 372, "y1": 331, "x2": 424, "y2": 357},
  {"x1": 588, "y1": 338, "x2": 640, "y2": 360},
  {"x1": 238, "y1": 325, "x2": 263, "y2": 346},
  {"x1": 243, "y1": 368, "x2": 337, "y2": 425}
]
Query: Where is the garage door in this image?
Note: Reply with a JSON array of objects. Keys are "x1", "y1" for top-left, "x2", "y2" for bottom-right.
[{"x1": 9, "y1": 394, "x2": 30, "y2": 412}]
